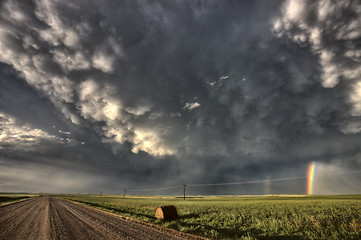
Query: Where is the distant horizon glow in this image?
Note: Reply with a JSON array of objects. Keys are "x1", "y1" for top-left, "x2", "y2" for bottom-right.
[{"x1": 307, "y1": 162, "x2": 317, "y2": 195}]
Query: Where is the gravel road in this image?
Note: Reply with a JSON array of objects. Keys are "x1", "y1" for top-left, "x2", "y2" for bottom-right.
[{"x1": 0, "y1": 196, "x2": 207, "y2": 240}]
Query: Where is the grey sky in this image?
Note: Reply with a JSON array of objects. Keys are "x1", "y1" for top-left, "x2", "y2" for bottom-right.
[{"x1": 0, "y1": 0, "x2": 361, "y2": 194}]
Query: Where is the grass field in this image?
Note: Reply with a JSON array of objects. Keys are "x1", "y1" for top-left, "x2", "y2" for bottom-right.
[
  {"x1": 0, "y1": 193, "x2": 35, "y2": 206},
  {"x1": 60, "y1": 194, "x2": 361, "y2": 240}
]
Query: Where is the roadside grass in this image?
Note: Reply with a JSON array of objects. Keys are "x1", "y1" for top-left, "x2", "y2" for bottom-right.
[
  {"x1": 60, "y1": 194, "x2": 361, "y2": 240},
  {"x1": 0, "y1": 194, "x2": 36, "y2": 206}
]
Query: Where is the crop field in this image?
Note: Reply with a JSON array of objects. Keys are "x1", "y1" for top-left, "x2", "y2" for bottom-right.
[{"x1": 60, "y1": 194, "x2": 361, "y2": 240}]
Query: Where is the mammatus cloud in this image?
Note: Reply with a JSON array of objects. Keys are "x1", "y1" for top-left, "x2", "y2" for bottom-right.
[
  {"x1": 274, "y1": 0, "x2": 361, "y2": 132},
  {"x1": 0, "y1": 0, "x2": 172, "y2": 157},
  {"x1": 0, "y1": 0, "x2": 360, "y2": 194}
]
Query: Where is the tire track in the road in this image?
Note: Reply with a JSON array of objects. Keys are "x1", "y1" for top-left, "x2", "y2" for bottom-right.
[
  {"x1": 40, "y1": 200, "x2": 50, "y2": 240},
  {"x1": 55, "y1": 199, "x2": 121, "y2": 240},
  {"x1": 58, "y1": 199, "x2": 168, "y2": 240},
  {"x1": 0, "y1": 197, "x2": 37, "y2": 217},
  {"x1": 49, "y1": 197, "x2": 109, "y2": 240},
  {"x1": 0, "y1": 198, "x2": 43, "y2": 239},
  {"x1": 14, "y1": 197, "x2": 49, "y2": 240},
  {"x1": 60, "y1": 200, "x2": 145, "y2": 238}
]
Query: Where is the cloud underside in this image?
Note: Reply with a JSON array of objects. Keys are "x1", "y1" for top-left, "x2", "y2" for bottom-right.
[{"x1": 0, "y1": 0, "x2": 361, "y2": 193}]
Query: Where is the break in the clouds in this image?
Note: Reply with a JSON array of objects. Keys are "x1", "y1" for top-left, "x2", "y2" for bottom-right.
[{"x1": 0, "y1": 0, "x2": 361, "y2": 194}]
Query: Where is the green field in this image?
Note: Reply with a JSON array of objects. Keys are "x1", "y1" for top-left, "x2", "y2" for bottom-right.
[{"x1": 60, "y1": 194, "x2": 361, "y2": 240}]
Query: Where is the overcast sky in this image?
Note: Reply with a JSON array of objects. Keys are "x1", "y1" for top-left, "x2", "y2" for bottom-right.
[{"x1": 0, "y1": 0, "x2": 361, "y2": 195}]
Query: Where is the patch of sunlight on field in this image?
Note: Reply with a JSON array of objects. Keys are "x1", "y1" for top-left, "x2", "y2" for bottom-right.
[{"x1": 59, "y1": 194, "x2": 361, "y2": 240}]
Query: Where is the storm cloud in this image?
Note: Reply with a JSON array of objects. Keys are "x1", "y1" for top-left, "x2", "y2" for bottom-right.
[{"x1": 0, "y1": 0, "x2": 361, "y2": 194}]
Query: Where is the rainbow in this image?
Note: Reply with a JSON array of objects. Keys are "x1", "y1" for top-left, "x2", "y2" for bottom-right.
[{"x1": 307, "y1": 162, "x2": 317, "y2": 195}]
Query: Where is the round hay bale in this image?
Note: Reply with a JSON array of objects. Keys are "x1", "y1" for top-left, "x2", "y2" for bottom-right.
[{"x1": 155, "y1": 205, "x2": 178, "y2": 221}]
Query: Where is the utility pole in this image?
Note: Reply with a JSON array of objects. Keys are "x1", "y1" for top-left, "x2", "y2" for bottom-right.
[
  {"x1": 123, "y1": 189, "x2": 126, "y2": 198},
  {"x1": 183, "y1": 184, "x2": 187, "y2": 200},
  {"x1": 100, "y1": 191, "x2": 102, "y2": 198}
]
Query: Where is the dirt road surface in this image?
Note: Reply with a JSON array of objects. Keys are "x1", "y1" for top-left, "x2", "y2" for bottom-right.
[{"x1": 0, "y1": 196, "x2": 207, "y2": 240}]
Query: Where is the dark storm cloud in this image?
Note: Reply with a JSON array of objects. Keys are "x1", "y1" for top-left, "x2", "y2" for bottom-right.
[
  {"x1": 0, "y1": 63, "x2": 68, "y2": 134},
  {"x1": 0, "y1": 0, "x2": 360, "y2": 194}
]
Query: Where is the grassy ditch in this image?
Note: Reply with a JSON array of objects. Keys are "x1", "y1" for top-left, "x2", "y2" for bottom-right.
[{"x1": 0, "y1": 194, "x2": 35, "y2": 206}]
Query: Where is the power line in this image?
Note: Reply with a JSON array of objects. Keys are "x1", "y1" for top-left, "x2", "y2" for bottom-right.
[
  {"x1": 123, "y1": 169, "x2": 361, "y2": 193},
  {"x1": 127, "y1": 185, "x2": 182, "y2": 192},
  {"x1": 187, "y1": 176, "x2": 307, "y2": 187},
  {"x1": 187, "y1": 170, "x2": 361, "y2": 187}
]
